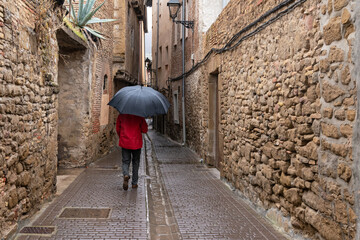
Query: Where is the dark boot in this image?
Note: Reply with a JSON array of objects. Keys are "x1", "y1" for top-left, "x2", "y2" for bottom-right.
[{"x1": 123, "y1": 175, "x2": 130, "y2": 190}]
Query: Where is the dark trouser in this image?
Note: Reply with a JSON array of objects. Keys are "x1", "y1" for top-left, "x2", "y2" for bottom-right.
[{"x1": 122, "y1": 148, "x2": 141, "y2": 185}]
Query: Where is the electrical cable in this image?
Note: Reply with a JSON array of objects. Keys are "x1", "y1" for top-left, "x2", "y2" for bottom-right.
[{"x1": 169, "y1": 0, "x2": 307, "y2": 82}]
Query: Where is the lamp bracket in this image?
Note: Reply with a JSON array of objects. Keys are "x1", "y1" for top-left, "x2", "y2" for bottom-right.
[{"x1": 174, "y1": 20, "x2": 194, "y2": 29}]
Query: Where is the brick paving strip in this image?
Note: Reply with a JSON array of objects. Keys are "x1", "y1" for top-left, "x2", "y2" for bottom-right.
[
  {"x1": 147, "y1": 130, "x2": 287, "y2": 240},
  {"x1": 144, "y1": 134, "x2": 182, "y2": 240},
  {"x1": 14, "y1": 148, "x2": 148, "y2": 240},
  {"x1": 13, "y1": 130, "x2": 287, "y2": 240}
]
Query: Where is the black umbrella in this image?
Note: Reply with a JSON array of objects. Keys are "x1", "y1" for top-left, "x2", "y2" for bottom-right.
[{"x1": 108, "y1": 85, "x2": 170, "y2": 117}]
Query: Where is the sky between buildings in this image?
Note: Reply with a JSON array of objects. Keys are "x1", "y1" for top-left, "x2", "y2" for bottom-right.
[{"x1": 145, "y1": 7, "x2": 152, "y2": 60}]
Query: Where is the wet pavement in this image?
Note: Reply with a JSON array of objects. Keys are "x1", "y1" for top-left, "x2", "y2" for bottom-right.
[{"x1": 13, "y1": 129, "x2": 286, "y2": 240}]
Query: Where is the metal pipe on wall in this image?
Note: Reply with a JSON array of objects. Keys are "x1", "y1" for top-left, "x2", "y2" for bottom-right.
[
  {"x1": 155, "y1": 0, "x2": 160, "y2": 89},
  {"x1": 181, "y1": 0, "x2": 186, "y2": 145}
]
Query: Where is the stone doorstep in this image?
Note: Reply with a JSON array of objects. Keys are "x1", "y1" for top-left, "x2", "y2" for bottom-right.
[{"x1": 56, "y1": 168, "x2": 85, "y2": 196}]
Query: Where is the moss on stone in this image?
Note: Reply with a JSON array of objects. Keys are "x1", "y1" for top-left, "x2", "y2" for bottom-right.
[{"x1": 63, "y1": 17, "x2": 87, "y2": 42}]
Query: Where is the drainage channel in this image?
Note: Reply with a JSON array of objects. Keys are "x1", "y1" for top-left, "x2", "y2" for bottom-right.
[{"x1": 144, "y1": 134, "x2": 182, "y2": 240}]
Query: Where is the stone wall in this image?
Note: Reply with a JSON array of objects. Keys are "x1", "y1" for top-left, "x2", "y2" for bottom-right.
[
  {"x1": 58, "y1": 0, "x2": 115, "y2": 168},
  {"x1": 0, "y1": 0, "x2": 60, "y2": 237},
  {"x1": 183, "y1": 0, "x2": 358, "y2": 239},
  {"x1": 57, "y1": 46, "x2": 92, "y2": 168},
  {"x1": 354, "y1": 2, "x2": 360, "y2": 240},
  {"x1": 0, "y1": 0, "x2": 117, "y2": 236}
]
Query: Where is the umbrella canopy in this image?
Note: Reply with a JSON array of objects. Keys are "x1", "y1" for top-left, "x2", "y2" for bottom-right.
[{"x1": 108, "y1": 85, "x2": 170, "y2": 117}]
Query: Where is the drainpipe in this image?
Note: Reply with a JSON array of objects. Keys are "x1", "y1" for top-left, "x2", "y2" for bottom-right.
[
  {"x1": 181, "y1": 0, "x2": 186, "y2": 146},
  {"x1": 155, "y1": 0, "x2": 160, "y2": 89},
  {"x1": 154, "y1": 0, "x2": 160, "y2": 132}
]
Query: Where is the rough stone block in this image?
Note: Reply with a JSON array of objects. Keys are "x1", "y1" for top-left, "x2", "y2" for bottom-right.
[
  {"x1": 323, "y1": 17, "x2": 342, "y2": 45},
  {"x1": 284, "y1": 188, "x2": 301, "y2": 206},
  {"x1": 331, "y1": 143, "x2": 348, "y2": 157},
  {"x1": 298, "y1": 142, "x2": 318, "y2": 160},
  {"x1": 301, "y1": 168, "x2": 315, "y2": 181},
  {"x1": 344, "y1": 23, "x2": 355, "y2": 39},
  {"x1": 339, "y1": 124, "x2": 352, "y2": 138},
  {"x1": 337, "y1": 163, "x2": 352, "y2": 182},
  {"x1": 334, "y1": 199, "x2": 348, "y2": 224},
  {"x1": 328, "y1": 46, "x2": 344, "y2": 63},
  {"x1": 19, "y1": 171, "x2": 30, "y2": 186},
  {"x1": 346, "y1": 110, "x2": 355, "y2": 121},
  {"x1": 322, "y1": 81, "x2": 345, "y2": 103},
  {"x1": 333, "y1": 0, "x2": 348, "y2": 11},
  {"x1": 273, "y1": 184, "x2": 284, "y2": 196},
  {"x1": 302, "y1": 191, "x2": 331, "y2": 215},
  {"x1": 321, "y1": 122, "x2": 340, "y2": 139},
  {"x1": 341, "y1": 8, "x2": 351, "y2": 24},
  {"x1": 319, "y1": 59, "x2": 330, "y2": 73},
  {"x1": 305, "y1": 207, "x2": 342, "y2": 240},
  {"x1": 334, "y1": 109, "x2": 346, "y2": 120},
  {"x1": 280, "y1": 172, "x2": 292, "y2": 187},
  {"x1": 293, "y1": 177, "x2": 305, "y2": 189}
]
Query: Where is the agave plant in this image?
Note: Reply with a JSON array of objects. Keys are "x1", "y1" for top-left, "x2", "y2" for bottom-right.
[{"x1": 67, "y1": 0, "x2": 116, "y2": 39}]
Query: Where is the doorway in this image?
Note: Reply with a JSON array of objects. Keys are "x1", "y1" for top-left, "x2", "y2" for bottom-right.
[
  {"x1": 208, "y1": 72, "x2": 220, "y2": 169},
  {"x1": 56, "y1": 28, "x2": 89, "y2": 168}
]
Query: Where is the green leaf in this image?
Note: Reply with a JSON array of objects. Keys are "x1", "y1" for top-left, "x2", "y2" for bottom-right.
[
  {"x1": 86, "y1": 18, "x2": 117, "y2": 24},
  {"x1": 78, "y1": 0, "x2": 85, "y2": 22},
  {"x1": 84, "y1": 26, "x2": 106, "y2": 39},
  {"x1": 79, "y1": 1, "x2": 105, "y2": 26},
  {"x1": 68, "y1": 0, "x2": 77, "y2": 24},
  {"x1": 83, "y1": 0, "x2": 96, "y2": 17}
]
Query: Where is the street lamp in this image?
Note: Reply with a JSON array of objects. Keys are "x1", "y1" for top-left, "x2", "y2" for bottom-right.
[{"x1": 167, "y1": 0, "x2": 194, "y2": 29}]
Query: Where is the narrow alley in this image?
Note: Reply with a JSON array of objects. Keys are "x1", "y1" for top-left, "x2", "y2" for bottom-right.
[
  {"x1": 13, "y1": 130, "x2": 286, "y2": 240},
  {"x1": 2, "y1": 1, "x2": 359, "y2": 240}
]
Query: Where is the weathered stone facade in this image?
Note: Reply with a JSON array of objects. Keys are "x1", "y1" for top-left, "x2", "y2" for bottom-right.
[
  {"x1": 0, "y1": 0, "x2": 60, "y2": 236},
  {"x1": 113, "y1": 0, "x2": 146, "y2": 86},
  {"x1": 58, "y1": 0, "x2": 116, "y2": 168},
  {"x1": 0, "y1": 0, "x2": 118, "y2": 237},
  {"x1": 158, "y1": 0, "x2": 358, "y2": 239}
]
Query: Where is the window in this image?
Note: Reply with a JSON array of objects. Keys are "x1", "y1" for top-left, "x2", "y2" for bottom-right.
[
  {"x1": 166, "y1": 46, "x2": 169, "y2": 64},
  {"x1": 158, "y1": 46, "x2": 162, "y2": 69},
  {"x1": 173, "y1": 90, "x2": 179, "y2": 124},
  {"x1": 103, "y1": 74, "x2": 108, "y2": 93}
]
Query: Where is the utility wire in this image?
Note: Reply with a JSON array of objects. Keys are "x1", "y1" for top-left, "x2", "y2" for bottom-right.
[{"x1": 169, "y1": 0, "x2": 307, "y2": 82}]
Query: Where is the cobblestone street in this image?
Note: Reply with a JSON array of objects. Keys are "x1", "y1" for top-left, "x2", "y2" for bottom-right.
[{"x1": 13, "y1": 130, "x2": 286, "y2": 240}]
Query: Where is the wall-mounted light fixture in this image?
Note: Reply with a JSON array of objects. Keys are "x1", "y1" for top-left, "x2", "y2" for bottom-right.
[{"x1": 167, "y1": 0, "x2": 194, "y2": 29}]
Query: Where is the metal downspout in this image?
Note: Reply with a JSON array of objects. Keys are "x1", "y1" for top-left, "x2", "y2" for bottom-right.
[
  {"x1": 181, "y1": 0, "x2": 186, "y2": 146},
  {"x1": 155, "y1": 0, "x2": 160, "y2": 88}
]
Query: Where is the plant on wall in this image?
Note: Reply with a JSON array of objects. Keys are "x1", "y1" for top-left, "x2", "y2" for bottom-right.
[{"x1": 67, "y1": 0, "x2": 116, "y2": 39}]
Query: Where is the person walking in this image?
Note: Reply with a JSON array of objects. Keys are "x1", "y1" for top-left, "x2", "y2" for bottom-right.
[{"x1": 116, "y1": 114, "x2": 148, "y2": 190}]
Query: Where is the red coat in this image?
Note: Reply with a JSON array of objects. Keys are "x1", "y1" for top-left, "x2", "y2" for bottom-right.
[{"x1": 116, "y1": 114, "x2": 148, "y2": 150}]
